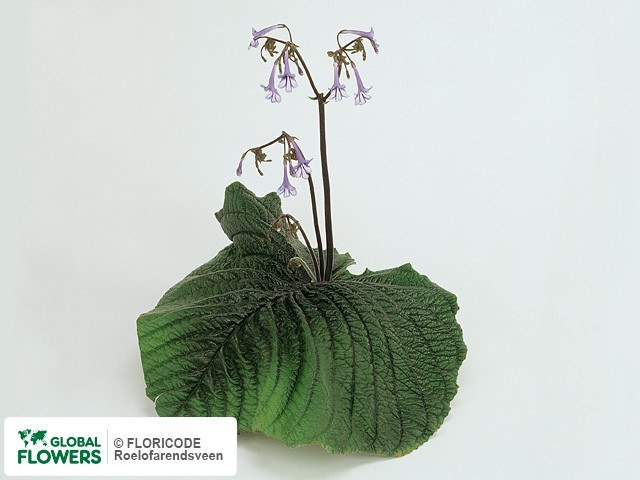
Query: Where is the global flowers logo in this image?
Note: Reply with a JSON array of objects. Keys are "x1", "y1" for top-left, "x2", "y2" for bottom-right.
[{"x1": 16, "y1": 429, "x2": 101, "y2": 465}]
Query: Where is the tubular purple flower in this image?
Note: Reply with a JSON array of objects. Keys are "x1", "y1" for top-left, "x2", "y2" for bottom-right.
[
  {"x1": 352, "y1": 64, "x2": 372, "y2": 106},
  {"x1": 277, "y1": 50, "x2": 298, "y2": 93},
  {"x1": 277, "y1": 164, "x2": 297, "y2": 197},
  {"x1": 342, "y1": 27, "x2": 380, "y2": 52},
  {"x1": 328, "y1": 62, "x2": 347, "y2": 102},
  {"x1": 236, "y1": 158, "x2": 244, "y2": 176},
  {"x1": 289, "y1": 139, "x2": 312, "y2": 179},
  {"x1": 261, "y1": 62, "x2": 282, "y2": 103},
  {"x1": 248, "y1": 24, "x2": 281, "y2": 49}
]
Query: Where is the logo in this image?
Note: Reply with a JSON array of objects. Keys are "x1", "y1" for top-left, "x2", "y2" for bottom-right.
[
  {"x1": 5, "y1": 417, "x2": 236, "y2": 476},
  {"x1": 17, "y1": 429, "x2": 102, "y2": 465}
]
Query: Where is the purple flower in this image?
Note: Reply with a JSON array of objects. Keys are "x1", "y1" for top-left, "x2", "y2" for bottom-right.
[
  {"x1": 236, "y1": 158, "x2": 244, "y2": 176},
  {"x1": 261, "y1": 62, "x2": 282, "y2": 103},
  {"x1": 342, "y1": 27, "x2": 380, "y2": 52},
  {"x1": 277, "y1": 49, "x2": 298, "y2": 93},
  {"x1": 289, "y1": 139, "x2": 312, "y2": 179},
  {"x1": 328, "y1": 62, "x2": 347, "y2": 102},
  {"x1": 277, "y1": 164, "x2": 297, "y2": 197},
  {"x1": 352, "y1": 64, "x2": 372, "y2": 106},
  {"x1": 249, "y1": 24, "x2": 281, "y2": 49}
]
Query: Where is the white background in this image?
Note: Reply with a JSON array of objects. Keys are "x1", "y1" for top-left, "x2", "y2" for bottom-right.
[{"x1": 2, "y1": 1, "x2": 639, "y2": 479}]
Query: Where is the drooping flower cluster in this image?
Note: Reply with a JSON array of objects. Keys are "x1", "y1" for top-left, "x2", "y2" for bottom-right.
[
  {"x1": 249, "y1": 24, "x2": 304, "y2": 103},
  {"x1": 248, "y1": 25, "x2": 379, "y2": 107},
  {"x1": 236, "y1": 132, "x2": 312, "y2": 198},
  {"x1": 327, "y1": 28, "x2": 380, "y2": 106}
]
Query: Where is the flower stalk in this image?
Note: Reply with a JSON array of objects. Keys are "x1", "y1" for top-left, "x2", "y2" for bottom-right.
[{"x1": 242, "y1": 25, "x2": 380, "y2": 281}]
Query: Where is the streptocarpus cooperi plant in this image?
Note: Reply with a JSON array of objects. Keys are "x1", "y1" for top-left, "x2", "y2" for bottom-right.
[{"x1": 137, "y1": 25, "x2": 466, "y2": 457}]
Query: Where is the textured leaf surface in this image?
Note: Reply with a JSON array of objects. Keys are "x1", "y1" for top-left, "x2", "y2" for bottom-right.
[{"x1": 137, "y1": 182, "x2": 466, "y2": 456}]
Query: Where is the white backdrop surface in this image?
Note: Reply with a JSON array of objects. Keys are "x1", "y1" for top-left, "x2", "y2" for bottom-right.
[{"x1": 2, "y1": 1, "x2": 639, "y2": 479}]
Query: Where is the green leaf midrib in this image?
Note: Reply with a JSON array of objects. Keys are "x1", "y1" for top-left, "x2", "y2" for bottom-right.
[
  {"x1": 164, "y1": 285, "x2": 304, "y2": 416},
  {"x1": 253, "y1": 293, "x2": 320, "y2": 434}
]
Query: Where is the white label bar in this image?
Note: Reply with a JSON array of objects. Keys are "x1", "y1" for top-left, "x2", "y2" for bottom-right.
[{"x1": 4, "y1": 417, "x2": 236, "y2": 476}]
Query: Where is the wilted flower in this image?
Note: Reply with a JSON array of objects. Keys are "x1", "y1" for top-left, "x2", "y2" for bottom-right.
[
  {"x1": 328, "y1": 63, "x2": 347, "y2": 102},
  {"x1": 289, "y1": 139, "x2": 312, "y2": 179},
  {"x1": 277, "y1": 164, "x2": 297, "y2": 197},
  {"x1": 278, "y1": 49, "x2": 298, "y2": 93},
  {"x1": 342, "y1": 28, "x2": 380, "y2": 52},
  {"x1": 248, "y1": 25, "x2": 281, "y2": 49},
  {"x1": 236, "y1": 158, "x2": 244, "y2": 176},
  {"x1": 261, "y1": 62, "x2": 282, "y2": 103},
  {"x1": 352, "y1": 64, "x2": 372, "y2": 106}
]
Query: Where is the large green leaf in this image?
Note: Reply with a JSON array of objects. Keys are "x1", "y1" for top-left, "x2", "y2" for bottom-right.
[{"x1": 137, "y1": 182, "x2": 466, "y2": 456}]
